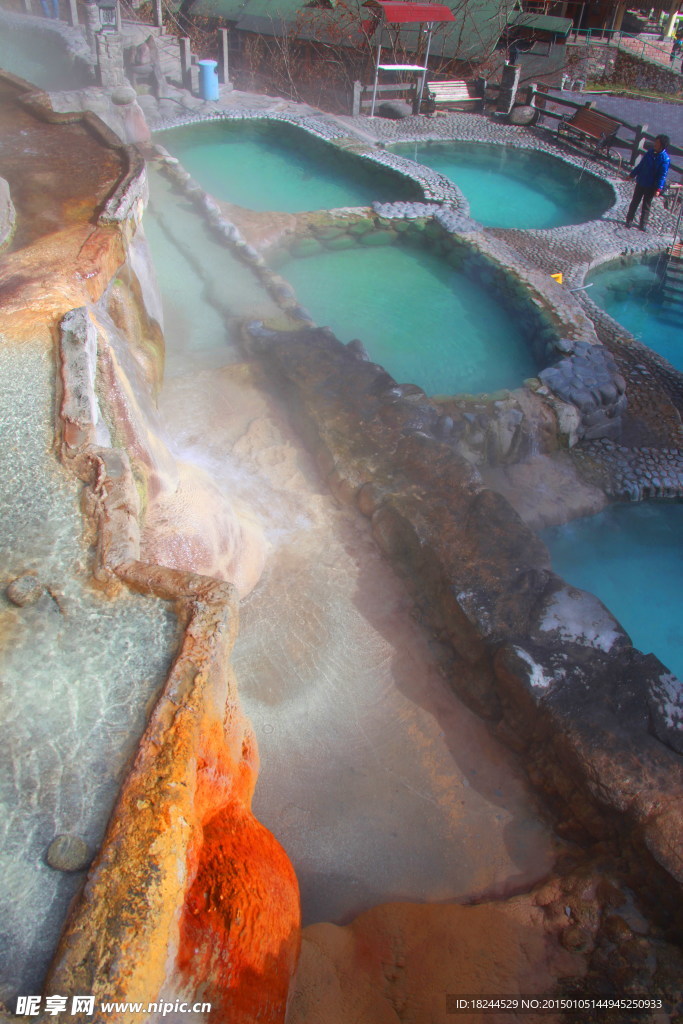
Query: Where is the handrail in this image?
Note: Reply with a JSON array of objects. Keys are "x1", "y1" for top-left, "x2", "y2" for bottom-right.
[{"x1": 570, "y1": 27, "x2": 676, "y2": 66}]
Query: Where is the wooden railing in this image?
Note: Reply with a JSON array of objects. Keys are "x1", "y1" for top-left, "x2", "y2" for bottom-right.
[{"x1": 527, "y1": 83, "x2": 683, "y2": 178}]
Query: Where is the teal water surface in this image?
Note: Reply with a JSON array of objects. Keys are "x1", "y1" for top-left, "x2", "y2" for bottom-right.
[
  {"x1": 542, "y1": 502, "x2": 683, "y2": 679},
  {"x1": 390, "y1": 142, "x2": 613, "y2": 229},
  {"x1": 587, "y1": 259, "x2": 682, "y2": 371},
  {"x1": 277, "y1": 243, "x2": 536, "y2": 395},
  {"x1": 158, "y1": 120, "x2": 420, "y2": 212}
]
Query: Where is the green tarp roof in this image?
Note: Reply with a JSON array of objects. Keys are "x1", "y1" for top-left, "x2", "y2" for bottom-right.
[
  {"x1": 506, "y1": 11, "x2": 572, "y2": 36},
  {"x1": 189, "y1": 0, "x2": 510, "y2": 57}
]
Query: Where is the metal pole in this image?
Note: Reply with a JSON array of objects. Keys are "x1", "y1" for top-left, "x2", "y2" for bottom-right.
[
  {"x1": 219, "y1": 26, "x2": 229, "y2": 84},
  {"x1": 416, "y1": 22, "x2": 433, "y2": 112},
  {"x1": 370, "y1": 21, "x2": 383, "y2": 117}
]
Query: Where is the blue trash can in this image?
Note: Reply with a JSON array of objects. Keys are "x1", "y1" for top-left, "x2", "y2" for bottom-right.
[{"x1": 198, "y1": 59, "x2": 219, "y2": 101}]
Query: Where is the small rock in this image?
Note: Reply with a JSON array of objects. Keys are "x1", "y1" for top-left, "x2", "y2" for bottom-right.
[
  {"x1": 46, "y1": 834, "x2": 90, "y2": 872},
  {"x1": 6, "y1": 574, "x2": 43, "y2": 607}
]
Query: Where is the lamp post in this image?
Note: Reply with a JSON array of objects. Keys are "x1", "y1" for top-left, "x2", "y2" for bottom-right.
[
  {"x1": 94, "y1": 0, "x2": 125, "y2": 86},
  {"x1": 97, "y1": 0, "x2": 118, "y2": 32}
]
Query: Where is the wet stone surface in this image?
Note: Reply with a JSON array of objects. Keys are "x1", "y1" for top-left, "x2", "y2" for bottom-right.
[{"x1": 0, "y1": 79, "x2": 124, "y2": 251}]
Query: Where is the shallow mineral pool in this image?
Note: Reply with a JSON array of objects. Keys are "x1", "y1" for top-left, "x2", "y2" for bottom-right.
[
  {"x1": 157, "y1": 119, "x2": 421, "y2": 212},
  {"x1": 144, "y1": 166, "x2": 560, "y2": 927},
  {"x1": 276, "y1": 242, "x2": 537, "y2": 395},
  {"x1": 390, "y1": 141, "x2": 614, "y2": 229},
  {"x1": 586, "y1": 258, "x2": 682, "y2": 372},
  {"x1": 0, "y1": 343, "x2": 179, "y2": 1006},
  {"x1": 542, "y1": 502, "x2": 683, "y2": 680},
  {"x1": 0, "y1": 27, "x2": 86, "y2": 92}
]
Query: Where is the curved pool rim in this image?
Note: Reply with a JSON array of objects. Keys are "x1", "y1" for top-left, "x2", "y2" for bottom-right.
[
  {"x1": 582, "y1": 249, "x2": 683, "y2": 376},
  {"x1": 155, "y1": 111, "x2": 623, "y2": 234},
  {"x1": 155, "y1": 112, "x2": 463, "y2": 213},
  {"x1": 385, "y1": 138, "x2": 618, "y2": 230}
]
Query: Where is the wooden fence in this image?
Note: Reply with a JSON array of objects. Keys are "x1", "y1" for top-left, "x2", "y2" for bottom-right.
[{"x1": 527, "y1": 83, "x2": 683, "y2": 177}]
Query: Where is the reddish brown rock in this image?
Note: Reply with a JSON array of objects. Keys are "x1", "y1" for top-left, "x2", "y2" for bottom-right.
[{"x1": 288, "y1": 891, "x2": 589, "y2": 1024}]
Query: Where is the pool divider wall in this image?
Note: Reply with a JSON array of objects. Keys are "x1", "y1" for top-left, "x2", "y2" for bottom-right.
[{"x1": 242, "y1": 317, "x2": 683, "y2": 926}]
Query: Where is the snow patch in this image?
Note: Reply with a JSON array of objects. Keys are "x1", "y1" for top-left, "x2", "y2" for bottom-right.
[
  {"x1": 654, "y1": 672, "x2": 683, "y2": 730},
  {"x1": 539, "y1": 588, "x2": 622, "y2": 652},
  {"x1": 512, "y1": 646, "x2": 553, "y2": 690}
]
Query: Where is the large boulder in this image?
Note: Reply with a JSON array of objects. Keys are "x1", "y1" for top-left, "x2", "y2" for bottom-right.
[
  {"x1": 377, "y1": 99, "x2": 413, "y2": 119},
  {"x1": 508, "y1": 104, "x2": 540, "y2": 126}
]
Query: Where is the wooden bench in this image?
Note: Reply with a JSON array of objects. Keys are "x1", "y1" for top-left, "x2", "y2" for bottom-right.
[
  {"x1": 557, "y1": 106, "x2": 620, "y2": 156},
  {"x1": 425, "y1": 80, "x2": 483, "y2": 112}
]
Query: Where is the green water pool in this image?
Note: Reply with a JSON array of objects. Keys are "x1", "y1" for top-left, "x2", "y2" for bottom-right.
[
  {"x1": 389, "y1": 142, "x2": 614, "y2": 229},
  {"x1": 542, "y1": 502, "x2": 683, "y2": 680},
  {"x1": 276, "y1": 242, "x2": 537, "y2": 396},
  {"x1": 586, "y1": 259, "x2": 682, "y2": 372},
  {"x1": 158, "y1": 120, "x2": 421, "y2": 212}
]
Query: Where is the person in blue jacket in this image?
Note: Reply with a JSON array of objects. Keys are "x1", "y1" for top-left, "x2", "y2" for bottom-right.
[{"x1": 626, "y1": 134, "x2": 670, "y2": 230}]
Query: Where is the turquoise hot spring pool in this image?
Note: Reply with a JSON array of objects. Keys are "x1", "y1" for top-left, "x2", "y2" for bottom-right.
[
  {"x1": 389, "y1": 141, "x2": 614, "y2": 229},
  {"x1": 276, "y1": 242, "x2": 537, "y2": 396},
  {"x1": 542, "y1": 502, "x2": 683, "y2": 680},
  {"x1": 586, "y1": 259, "x2": 682, "y2": 372},
  {"x1": 158, "y1": 120, "x2": 421, "y2": 212}
]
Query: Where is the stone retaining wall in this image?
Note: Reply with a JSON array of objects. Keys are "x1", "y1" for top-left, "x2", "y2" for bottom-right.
[
  {"x1": 610, "y1": 48, "x2": 683, "y2": 95},
  {"x1": 243, "y1": 318, "x2": 683, "y2": 923}
]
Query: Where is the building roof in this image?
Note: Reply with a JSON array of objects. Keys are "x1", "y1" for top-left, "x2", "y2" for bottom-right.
[
  {"x1": 506, "y1": 11, "x2": 573, "y2": 36},
  {"x1": 189, "y1": 0, "x2": 509, "y2": 57}
]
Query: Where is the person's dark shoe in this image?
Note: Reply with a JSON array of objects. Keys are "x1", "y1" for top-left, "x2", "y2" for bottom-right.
[
  {"x1": 638, "y1": 224, "x2": 647, "y2": 231},
  {"x1": 625, "y1": 220, "x2": 632, "y2": 228}
]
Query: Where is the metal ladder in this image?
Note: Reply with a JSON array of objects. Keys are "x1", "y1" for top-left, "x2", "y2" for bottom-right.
[{"x1": 660, "y1": 199, "x2": 683, "y2": 320}]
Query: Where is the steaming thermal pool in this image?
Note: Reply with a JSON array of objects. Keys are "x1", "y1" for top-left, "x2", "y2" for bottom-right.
[
  {"x1": 586, "y1": 258, "x2": 682, "y2": 371},
  {"x1": 158, "y1": 120, "x2": 421, "y2": 212},
  {"x1": 0, "y1": 28, "x2": 86, "y2": 91},
  {"x1": 144, "y1": 166, "x2": 559, "y2": 925},
  {"x1": 542, "y1": 502, "x2": 683, "y2": 680},
  {"x1": 275, "y1": 242, "x2": 537, "y2": 395},
  {"x1": 389, "y1": 141, "x2": 614, "y2": 229}
]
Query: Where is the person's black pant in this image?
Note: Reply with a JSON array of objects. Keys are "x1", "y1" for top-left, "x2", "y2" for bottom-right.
[{"x1": 626, "y1": 183, "x2": 656, "y2": 227}]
